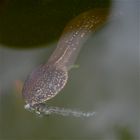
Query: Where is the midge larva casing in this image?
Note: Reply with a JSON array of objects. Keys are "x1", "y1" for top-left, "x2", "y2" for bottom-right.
[{"x1": 22, "y1": 9, "x2": 109, "y2": 107}]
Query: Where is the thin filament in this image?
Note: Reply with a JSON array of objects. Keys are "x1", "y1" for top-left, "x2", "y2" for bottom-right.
[{"x1": 25, "y1": 104, "x2": 96, "y2": 118}]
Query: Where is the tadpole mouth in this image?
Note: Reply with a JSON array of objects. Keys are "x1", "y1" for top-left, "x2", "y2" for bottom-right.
[{"x1": 24, "y1": 103, "x2": 47, "y2": 115}]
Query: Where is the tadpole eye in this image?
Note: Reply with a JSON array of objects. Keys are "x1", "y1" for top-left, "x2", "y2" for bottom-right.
[{"x1": 22, "y1": 64, "x2": 68, "y2": 106}]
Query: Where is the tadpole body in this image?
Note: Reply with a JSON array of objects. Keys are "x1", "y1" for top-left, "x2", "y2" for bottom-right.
[{"x1": 22, "y1": 9, "x2": 109, "y2": 108}]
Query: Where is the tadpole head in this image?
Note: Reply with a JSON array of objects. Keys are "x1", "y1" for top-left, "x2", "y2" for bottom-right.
[{"x1": 22, "y1": 64, "x2": 68, "y2": 107}]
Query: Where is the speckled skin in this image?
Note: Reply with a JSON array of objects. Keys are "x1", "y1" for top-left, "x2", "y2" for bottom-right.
[
  {"x1": 22, "y1": 64, "x2": 68, "y2": 106},
  {"x1": 48, "y1": 9, "x2": 109, "y2": 70},
  {"x1": 22, "y1": 9, "x2": 109, "y2": 107}
]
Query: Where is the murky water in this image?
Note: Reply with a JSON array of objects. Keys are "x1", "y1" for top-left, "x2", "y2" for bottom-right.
[{"x1": 0, "y1": 0, "x2": 139, "y2": 139}]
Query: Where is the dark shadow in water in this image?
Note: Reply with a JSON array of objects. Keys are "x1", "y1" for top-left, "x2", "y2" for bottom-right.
[{"x1": 0, "y1": 0, "x2": 111, "y2": 49}]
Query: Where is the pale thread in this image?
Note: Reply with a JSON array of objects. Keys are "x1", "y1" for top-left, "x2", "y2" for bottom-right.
[{"x1": 25, "y1": 104, "x2": 96, "y2": 118}]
